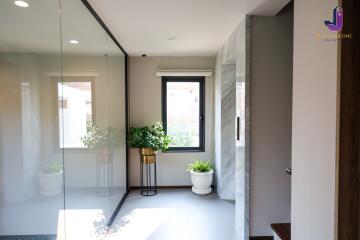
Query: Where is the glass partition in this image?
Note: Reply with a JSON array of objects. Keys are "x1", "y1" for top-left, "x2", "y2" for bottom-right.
[
  {"x1": 60, "y1": 1, "x2": 127, "y2": 237},
  {"x1": 0, "y1": 0, "x2": 127, "y2": 239},
  {"x1": 106, "y1": 37, "x2": 127, "y2": 222},
  {"x1": 0, "y1": 0, "x2": 63, "y2": 237}
]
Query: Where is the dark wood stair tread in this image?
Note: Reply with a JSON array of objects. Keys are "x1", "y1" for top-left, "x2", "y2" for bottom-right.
[{"x1": 271, "y1": 223, "x2": 291, "y2": 240}]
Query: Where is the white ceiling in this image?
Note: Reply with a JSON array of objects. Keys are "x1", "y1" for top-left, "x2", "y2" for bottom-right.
[
  {"x1": 0, "y1": 0, "x2": 122, "y2": 54},
  {"x1": 88, "y1": 0, "x2": 291, "y2": 56}
]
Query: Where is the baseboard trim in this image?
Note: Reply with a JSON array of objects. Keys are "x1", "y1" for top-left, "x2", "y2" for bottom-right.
[
  {"x1": 130, "y1": 185, "x2": 216, "y2": 190},
  {"x1": 250, "y1": 237, "x2": 274, "y2": 240},
  {"x1": 130, "y1": 185, "x2": 192, "y2": 190},
  {"x1": 0, "y1": 235, "x2": 56, "y2": 240}
]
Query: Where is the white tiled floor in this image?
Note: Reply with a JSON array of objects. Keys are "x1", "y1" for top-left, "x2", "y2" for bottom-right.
[
  {"x1": 105, "y1": 189, "x2": 236, "y2": 240},
  {"x1": 1, "y1": 188, "x2": 235, "y2": 240}
]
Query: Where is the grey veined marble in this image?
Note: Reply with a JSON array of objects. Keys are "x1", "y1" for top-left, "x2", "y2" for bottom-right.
[{"x1": 215, "y1": 16, "x2": 251, "y2": 240}]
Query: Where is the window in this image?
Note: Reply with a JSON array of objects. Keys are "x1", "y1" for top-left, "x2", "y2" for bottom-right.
[
  {"x1": 56, "y1": 78, "x2": 94, "y2": 149},
  {"x1": 162, "y1": 76, "x2": 205, "y2": 152}
]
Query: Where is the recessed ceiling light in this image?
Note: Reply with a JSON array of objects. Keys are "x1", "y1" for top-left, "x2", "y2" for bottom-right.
[
  {"x1": 69, "y1": 40, "x2": 79, "y2": 44},
  {"x1": 168, "y1": 36, "x2": 177, "y2": 41},
  {"x1": 14, "y1": 1, "x2": 29, "y2": 7}
]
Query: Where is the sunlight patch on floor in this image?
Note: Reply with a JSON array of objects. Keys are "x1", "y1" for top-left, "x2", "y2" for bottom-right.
[
  {"x1": 105, "y1": 208, "x2": 176, "y2": 240},
  {"x1": 56, "y1": 209, "x2": 108, "y2": 240}
]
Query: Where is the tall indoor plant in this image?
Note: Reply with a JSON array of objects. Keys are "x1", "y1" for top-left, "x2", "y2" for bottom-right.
[{"x1": 128, "y1": 122, "x2": 171, "y2": 163}]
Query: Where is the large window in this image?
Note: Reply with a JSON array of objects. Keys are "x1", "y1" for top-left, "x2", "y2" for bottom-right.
[
  {"x1": 56, "y1": 78, "x2": 94, "y2": 149},
  {"x1": 162, "y1": 76, "x2": 205, "y2": 152}
]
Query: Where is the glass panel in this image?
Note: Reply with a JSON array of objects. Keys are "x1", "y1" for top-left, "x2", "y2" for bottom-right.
[
  {"x1": 106, "y1": 37, "x2": 127, "y2": 215},
  {"x1": 0, "y1": 0, "x2": 126, "y2": 238},
  {"x1": 167, "y1": 82, "x2": 200, "y2": 147},
  {"x1": 60, "y1": 0, "x2": 109, "y2": 236},
  {"x1": 0, "y1": 0, "x2": 64, "y2": 237},
  {"x1": 60, "y1": 0, "x2": 127, "y2": 239}
]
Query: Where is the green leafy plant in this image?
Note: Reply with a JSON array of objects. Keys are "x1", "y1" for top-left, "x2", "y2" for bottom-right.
[
  {"x1": 81, "y1": 123, "x2": 121, "y2": 150},
  {"x1": 41, "y1": 161, "x2": 63, "y2": 174},
  {"x1": 187, "y1": 160, "x2": 214, "y2": 173},
  {"x1": 128, "y1": 122, "x2": 171, "y2": 151}
]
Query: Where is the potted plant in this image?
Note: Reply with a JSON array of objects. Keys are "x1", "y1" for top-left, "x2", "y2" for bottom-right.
[
  {"x1": 187, "y1": 160, "x2": 214, "y2": 195},
  {"x1": 128, "y1": 122, "x2": 171, "y2": 164},
  {"x1": 38, "y1": 161, "x2": 63, "y2": 196}
]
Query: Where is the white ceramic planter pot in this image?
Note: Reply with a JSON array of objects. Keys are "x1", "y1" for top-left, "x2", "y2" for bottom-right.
[
  {"x1": 38, "y1": 171, "x2": 63, "y2": 196},
  {"x1": 190, "y1": 169, "x2": 213, "y2": 195}
]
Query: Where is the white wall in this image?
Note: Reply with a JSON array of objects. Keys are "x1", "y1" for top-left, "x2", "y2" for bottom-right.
[
  {"x1": 250, "y1": 5, "x2": 293, "y2": 236},
  {"x1": 292, "y1": 0, "x2": 338, "y2": 239},
  {"x1": 129, "y1": 56, "x2": 215, "y2": 186}
]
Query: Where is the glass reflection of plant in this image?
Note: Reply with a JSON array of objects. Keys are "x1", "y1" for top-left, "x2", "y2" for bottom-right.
[
  {"x1": 81, "y1": 123, "x2": 121, "y2": 151},
  {"x1": 40, "y1": 160, "x2": 63, "y2": 174},
  {"x1": 81, "y1": 123, "x2": 121, "y2": 196}
]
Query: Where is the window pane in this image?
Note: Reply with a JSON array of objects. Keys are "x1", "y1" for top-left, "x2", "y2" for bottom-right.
[
  {"x1": 167, "y1": 82, "x2": 200, "y2": 147},
  {"x1": 58, "y1": 81, "x2": 92, "y2": 148}
]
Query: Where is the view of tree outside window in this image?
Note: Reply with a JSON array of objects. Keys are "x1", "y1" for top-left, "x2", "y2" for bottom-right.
[
  {"x1": 58, "y1": 81, "x2": 92, "y2": 148},
  {"x1": 166, "y1": 82, "x2": 200, "y2": 148}
]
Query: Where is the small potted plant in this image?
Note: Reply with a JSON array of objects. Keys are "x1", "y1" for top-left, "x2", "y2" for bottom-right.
[
  {"x1": 187, "y1": 160, "x2": 214, "y2": 195},
  {"x1": 38, "y1": 161, "x2": 63, "y2": 196},
  {"x1": 128, "y1": 122, "x2": 171, "y2": 164}
]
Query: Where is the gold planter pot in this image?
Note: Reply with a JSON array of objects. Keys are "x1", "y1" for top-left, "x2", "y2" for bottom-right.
[{"x1": 139, "y1": 147, "x2": 157, "y2": 164}]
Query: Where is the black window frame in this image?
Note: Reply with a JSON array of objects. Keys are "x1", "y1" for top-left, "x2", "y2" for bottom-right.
[{"x1": 161, "y1": 76, "x2": 205, "y2": 152}]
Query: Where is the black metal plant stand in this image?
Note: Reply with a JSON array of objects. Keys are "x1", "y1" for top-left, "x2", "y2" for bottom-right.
[{"x1": 140, "y1": 157, "x2": 157, "y2": 196}]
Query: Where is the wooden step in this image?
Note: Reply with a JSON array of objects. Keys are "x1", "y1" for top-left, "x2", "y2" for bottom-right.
[{"x1": 271, "y1": 223, "x2": 291, "y2": 240}]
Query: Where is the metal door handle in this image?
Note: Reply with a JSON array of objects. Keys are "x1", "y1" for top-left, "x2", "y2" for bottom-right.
[{"x1": 236, "y1": 117, "x2": 240, "y2": 140}]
